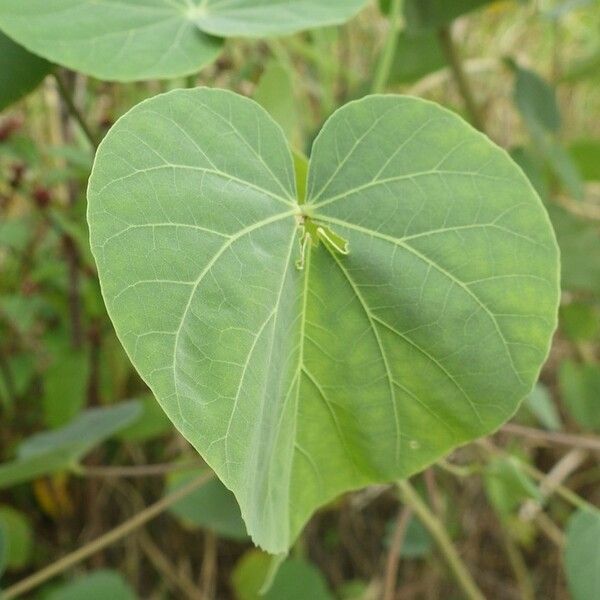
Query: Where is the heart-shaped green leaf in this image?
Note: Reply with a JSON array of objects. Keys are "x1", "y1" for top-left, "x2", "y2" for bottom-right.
[
  {"x1": 87, "y1": 88, "x2": 559, "y2": 553},
  {"x1": 0, "y1": 1, "x2": 367, "y2": 82}
]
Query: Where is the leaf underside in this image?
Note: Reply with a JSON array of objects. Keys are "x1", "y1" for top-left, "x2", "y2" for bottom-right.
[
  {"x1": 87, "y1": 88, "x2": 559, "y2": 553},
  {"x1": 0, "y1": 0, "x2": 366, "y2": 82}
]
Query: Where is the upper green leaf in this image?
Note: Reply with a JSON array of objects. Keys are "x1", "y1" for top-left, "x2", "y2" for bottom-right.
[
  {"x1": 88, "y1": 88, "x2": 559, "y2": 553},
  {"x1": 0, "y1": 1, "x2": 367, "y2": 82},
  {"x1": 0, "y1": 32, "x2": 51, "y2": 111},
  {"x1": 191, "y1": 0, "x2": 367, "y2": 37}
]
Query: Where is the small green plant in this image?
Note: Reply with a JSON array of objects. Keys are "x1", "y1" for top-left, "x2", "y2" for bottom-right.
[{"x1": 87, "y1": 87, "x2": 559, "y2": 553}]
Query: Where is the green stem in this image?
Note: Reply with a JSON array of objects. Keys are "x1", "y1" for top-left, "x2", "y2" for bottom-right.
[
  {"x1": 437, "y1": 25, "x2": 485, "y2": 131},
  {"x1": 53, "y1": 72, "x2": 98, "y2": 150},
  {"x1": 371, "y1": 0, "x2": 402, "y2": 94},
  {"x1": 1, "y1": 471, "x2": 213, "y2": 599},
  {"x1": 500, "y1": 527, "x2": 535, "y2": 600},
  {"x1": 397, "y1": 480, "x2": 485, "y2": 600}
]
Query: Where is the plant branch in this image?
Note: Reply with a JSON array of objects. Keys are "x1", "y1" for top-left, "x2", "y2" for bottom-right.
[
  {"x1": 371, "y1": 0, "x2": 402, "y2": 94},
  {"x1": 479, "y1": 440, "x2": 593, "y2": 512},
  {"x1": 138, "y1": 530, "x2": 204, "y2": 600},
  {"x1": 499, "y1": 527, "x2": 534, "y2": 600},
  {"x1": 383, "y1": 505, "x2": 412, "y2": 600},
  {"x1": 437, "y1": 25, "x2": 485, "y2": 131},
  {"x1": 62, "y1": 234, "x2": 85, "y2": 349},
  {"x1": 501, "y1": 423, "x2": 600, "y2": 452},
  {"x1": 53, "y1": 72, "x2": 98, "y2": 150},
  {"x1": 75, "y1": 459, "x2": 206, "y2": 478},
  {"x1": 520, "y1": 449, "x2": 587, "y2": 522},
  {"x1": 397, "y1": 480, "x2": 485, "y2": 600},
  {"x1": 1, "y1": 471, "x2": 213, "y2": 599}
]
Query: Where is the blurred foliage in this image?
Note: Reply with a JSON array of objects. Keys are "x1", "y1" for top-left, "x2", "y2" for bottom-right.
[{"x1": 0, "y1": 0, "x2": 599, "y2": 598}]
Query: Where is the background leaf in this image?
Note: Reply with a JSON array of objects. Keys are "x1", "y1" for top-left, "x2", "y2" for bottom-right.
[
  {"x1": 0, "y1": 402, "x2": 142, "y2": 489},
  {"x1": 42, "y1": 344, "x2": 90, "y2": 427},
  {"x1": 0, "y1": 506, "x2": 32, "y2": 571},
  {"x1": 511, "y1": 62, "x2": 561, "y2": 134},
  {"x1": 191, "y1": 0, "x2": 368, "y2": 37},
  {"x1": 44, "y1": 570, "x2": 136, "y2": 600},
  {"x1": 0, "y1": 32, "x2": 51, "y2": 111},
  {"x1": 167, "y1": 469, "x2": 248, "y2": 541},
  {"x1": 0, "y1": 0, "x2": 367, "y2": 82},
  {"x1": 389, "y1": 31, "x2": 445, "y2": 84},
  {"x1": 254, "y1": 60, "x2": 300, "y2": 148},
  {"x1": 519, "y1": 383, "x2": 562, "y2": 431},
  {"x1": 564, "y1": 508, "x2": 600, "y2": 600},
  {"x1": 559, "y1": 361, "x2": 600, "y2": 432},
  {"x1": 0, "y1": 1, "x2": 223, "y2": 82},
  {"x1": 403, "y1": 0, "x2": 496, "y2": 31},
  {"x1": 231, "y1": 551, "x2": 333, "y2": 600}
]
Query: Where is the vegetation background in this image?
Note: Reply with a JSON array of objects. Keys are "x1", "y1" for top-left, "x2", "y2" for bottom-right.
[{"x1": 0, "y1": 0, "x2": 599, "y2": 598}]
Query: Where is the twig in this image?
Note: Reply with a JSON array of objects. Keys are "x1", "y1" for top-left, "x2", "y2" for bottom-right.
[
  {"x1": 53, "y1": 72, "x2": 98, "y2": 150},
  {"x1": 520, "y1": 449, "x2": 587, "y2": 521},
  {"x1": 1, "y1": 471, "x2": 214, "y2": 599},
  {"x1": 138, "y1": 530, "x2": 204, "y2": 600},
  {"x1": 437, "y1": 25, "x2": 485, "y2": 131},
  {"x1": 397, "y1": 480, "x2": 485, "y2": 600},
  {"x1": 0, "y1": 348, "x2": 17, "y2": 408},
  {"x1": 76, "y1": 460, "x2": 206, "y2": 479},
  {"x1": 371, "y1": 0, "x2": 402, "y2": 94},
  {"x1": 533, "y1": 512, "x2": 565, "y2": 548},
  {"x1": 501, "y1": 423, "x2": 600, "y2": 452},
  {"x1": 62, "y1": 235, "x2": 84, "y2": 349},
  {"x1": 199, "y1": 532, "x2": 217, "y2": 599},
  {"x1": 383, "y1": 506, "x2": 412, "y2": 600},
  {"x1": 499, "y1": 526, "x2": 534, "y2": 600}
]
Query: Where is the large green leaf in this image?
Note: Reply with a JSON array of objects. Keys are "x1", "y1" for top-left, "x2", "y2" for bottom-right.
[
  {"x1": 88, "y1": 88, "x2": 559, "y2": 553},
  {"x1": 0, "y1": 32, "x2": 51, "y2": 111},
  {"x1": 564, "y1": 508, "x2": 600, "y2": 600},
  {"x1": 0, "y1": 1, "x2": 366, "y2": 82}
]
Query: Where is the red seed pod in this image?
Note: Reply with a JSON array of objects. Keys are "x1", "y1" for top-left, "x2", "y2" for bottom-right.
[
  {"x1": 9, "y1": 163, "x2": 26, "y2": 189},
  {"x1": 32, "y1": 186, "x2": 52, "y2": 209},
  {"x1": 0, "y1": 116, "x2": 23, "y2": 142}
]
